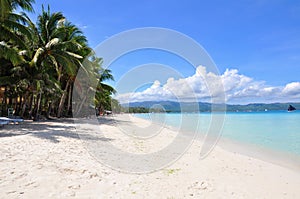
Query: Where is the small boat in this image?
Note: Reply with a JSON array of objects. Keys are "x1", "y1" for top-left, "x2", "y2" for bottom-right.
[{"x1": 288, "y1": 105, "x2": 296, "y2": 112}]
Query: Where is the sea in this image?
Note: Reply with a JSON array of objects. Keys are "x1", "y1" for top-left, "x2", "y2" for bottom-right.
[{"x1": 134, "y1": 111, "x2": 300, "y2": 164}]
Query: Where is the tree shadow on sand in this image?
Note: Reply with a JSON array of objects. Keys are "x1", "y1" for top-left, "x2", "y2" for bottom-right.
[{"x1": 0, "y1": 119, "x2": 114, "y2": 143}]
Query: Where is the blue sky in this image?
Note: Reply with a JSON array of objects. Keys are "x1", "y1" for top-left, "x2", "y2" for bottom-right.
[{"x1": 28, "y1": 0, "x2": 300, "y2": 103}]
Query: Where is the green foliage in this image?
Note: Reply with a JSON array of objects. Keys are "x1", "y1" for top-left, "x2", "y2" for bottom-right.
[
  {"x1": 0, "y1": 1, "x2": 116, "y2": 119},
  {"x1": 0, "y1": 0, "x2": 35, "y2": 21},
  {"x1": 124, "y1": 107, "x2": 150, "y2": 113}
]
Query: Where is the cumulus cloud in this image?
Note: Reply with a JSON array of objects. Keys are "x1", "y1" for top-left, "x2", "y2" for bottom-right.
[
  {"x1": 282, "y1": 82, "x2": 300, "y2": 96},
  {"x1": 116, "y1": 65, "x2": 300, "y2": 104}
]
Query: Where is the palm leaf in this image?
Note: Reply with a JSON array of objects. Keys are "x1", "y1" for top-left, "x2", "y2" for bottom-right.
[
  {"x1": 0, "y1": 41, "x2": 24, "y2": 65},
  {"x1": 11, "y1": 0, "x2": 35, "y2": 12},
  {"x1": 2, "y1": 17, "x2": 32, "y2": 41},
  {"x1": 30, "y1": 47, "x2": 44, "y2": 67},
  {"x1": 45, "y1": 37, "x2": 59, "y2": 48}
]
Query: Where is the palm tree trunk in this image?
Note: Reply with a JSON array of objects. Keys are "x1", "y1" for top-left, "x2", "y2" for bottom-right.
[
  {"x1": 21, "y1": 93, "x2": 28, "y2": 117},
  {"x1": 46, "y1": 100, "x2": 53, "y2": 119},
  {"x1": 57, "y1": 79, "x2": 70, "y2": 117},
  {"x1": 57, "y1": 65, "x2": 63, "y2": 82},
  {"x1": 28, "y1": 94, "x2": 34, "y2": 119},
  {"x1": 67, "y1": 83, "x2": 72, "y2": 116},
  {"x1": 33, "y1": 92, "x2": 42, "y2": 121}
]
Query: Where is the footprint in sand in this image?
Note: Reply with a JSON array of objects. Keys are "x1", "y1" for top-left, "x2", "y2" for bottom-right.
[
  {"x1": 18, "y1": 173, "x2": 28, "y2": 178},
  {"x1": 188, "y1": 180, "x2": 214, "y2": 194},
  {"x1": 68, "y1": 184, "x2": 81, "y2": 189},
  {"x1": 6, "y1": 190, "x2": 17, "y2": 194},
  {"x1": 25, "y1": 181, "x2": 39, "y2": 188},
  {"x1": 88, "y1": 172, "x2": 99, "y2": 179}
]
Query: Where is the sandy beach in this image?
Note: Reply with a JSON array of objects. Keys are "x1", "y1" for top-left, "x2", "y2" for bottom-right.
[{"x1": 1, "y1": 114, "x2": 300, "y2": 198}]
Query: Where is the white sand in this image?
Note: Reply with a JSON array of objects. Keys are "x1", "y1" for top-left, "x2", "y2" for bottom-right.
[{"x1": 1, "y1": 115, "x2": 300, "y2": 198}]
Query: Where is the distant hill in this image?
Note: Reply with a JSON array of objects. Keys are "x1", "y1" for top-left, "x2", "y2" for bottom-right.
[
  {"x1": 226, "y1": 103, "x2": 300, "y2": 112},
  {"x1": 121, "y1": 101, "x2": 300, "y2": 112}
]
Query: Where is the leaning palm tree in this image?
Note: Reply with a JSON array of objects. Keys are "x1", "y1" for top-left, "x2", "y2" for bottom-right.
[
  {"x1": 55, "y1": 21, "x2": 92, "y2": 117},
  {"x1": 27, "y1": 6, "x2": 86, "y2": 119}
]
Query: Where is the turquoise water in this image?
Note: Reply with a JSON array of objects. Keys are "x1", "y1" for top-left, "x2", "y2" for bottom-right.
[{"x1": 134, "y1": 111, "x2": 300, "y2": 156}]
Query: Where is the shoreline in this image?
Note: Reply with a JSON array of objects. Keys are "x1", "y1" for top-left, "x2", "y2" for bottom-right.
[
  {"x1": 132, "y1": 112, "x2": 300, "y2": 171},
  {"x1": 218, "y1": 137, "x2": 300, "y2": 172},
  {"x1": 1, "y1": 115, "x2": 300, "y2": 198}
]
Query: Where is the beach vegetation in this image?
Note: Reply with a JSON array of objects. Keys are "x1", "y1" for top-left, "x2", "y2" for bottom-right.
[
  {"x1": 165, "y1": 168, "x2": 181, "y2": 175},
  {"x1": 0, "y1": 1, "x2": 116, "y2": 119}
]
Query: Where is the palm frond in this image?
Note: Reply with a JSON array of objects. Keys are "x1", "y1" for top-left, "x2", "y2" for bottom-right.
[
  {"x1": 0, "y1": 41, "x2": 24, "y2": 65},
  {"x1": 30, "y1": 47, "x2": 44, "y2": 67},
  {"x1": 2, "y1": 17, "x2": 32, "y2": 41},
  {"x1": 11, "y1": 0, "x2": 35, "y2": 12},
  {"x1": 0, "y1": 74, "x2": 23, "y2": 86},
  {"x1": 45, "y1": 37, "x2": 59, "y2": 48}
]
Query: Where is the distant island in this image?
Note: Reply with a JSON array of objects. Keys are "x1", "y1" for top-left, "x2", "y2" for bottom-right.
[{"x1": 120, "y1": 101, "x2": 300, "y2": 113}]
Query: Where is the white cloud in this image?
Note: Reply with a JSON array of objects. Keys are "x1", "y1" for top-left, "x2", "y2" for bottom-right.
[
  {"x1": 283, "y1": 82, "x2": 300, "y2": 95},
  {"x1": 116, "y1": 65, "x2": 300, "y2": 104}
]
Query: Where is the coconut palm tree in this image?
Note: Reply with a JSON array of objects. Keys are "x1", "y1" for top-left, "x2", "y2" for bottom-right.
[
  {"x1": 55, "y1": 21, "x2": 92, "y2": 117},
  {"x1": 0, "y1": 0, "x2": 34, "y2": 61},
  {"x1": 1, "y1": 2, "x2": 118, "y2": 119},
  {"x1": 0, "y1": 0, "x2": 35, "y2": 116},
  {"x1": 0, "y1": 0, "x2": 34, "y2": 19},
  {"x1": 24, "y1": 6, "x2": 89, "y2": 119},
  {"x1": 89, "y1": 56, "x2": 116, "y2": 115},
  {"x1": 72, "y1": 55, "x2": 116, "y2": 117}
]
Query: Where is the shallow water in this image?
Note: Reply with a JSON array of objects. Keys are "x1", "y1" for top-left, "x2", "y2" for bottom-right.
[{"x1": 134, "y1": 111, "x2": 300, "y2": 156}]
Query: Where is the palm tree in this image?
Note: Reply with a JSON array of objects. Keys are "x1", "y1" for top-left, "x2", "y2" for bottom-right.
[
  {"x1": 72, "y1": 55, "x2": 116, "y2": 117},
  {"x1": 0, "y1": 0, "x2": 34, "y2": 116},
  {"x1": 0, "y1": 0, "x2": 34, "y2": 19},
  {"x1": 27, "y1": 6, "x2": 87, "y2": 119},
  {"x1": 56, "y1": 21, "x2": 91, "y2": 117},
  {"x1": 88, "y1": 56, "x2": 116, "y2": 115},
  {"x1": 96, "y1": 65, "x2": 116, "y2": 114},
  {"x1": 0, "y1": 2, "x2": 118, "y2": 119},
  {"x1": 0, "y1": 0, "x2": 34, "y2": 61}
]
